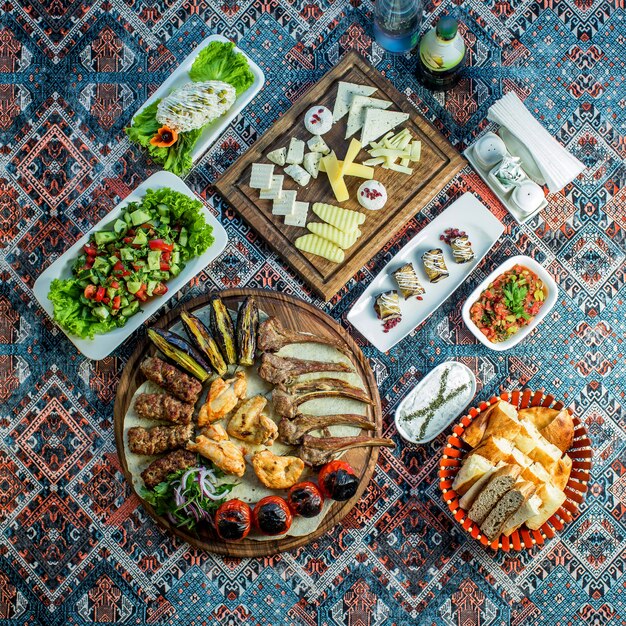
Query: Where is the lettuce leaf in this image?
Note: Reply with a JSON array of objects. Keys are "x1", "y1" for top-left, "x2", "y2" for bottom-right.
[
  {"x1": 48, "y1": 279, "x2": 120, "y2": 339},
  {"x1": 125, "y1": 101, "x2": 201, "y2": 176},
  {"x1": 141, "y1": 187, "x2": 215, "y2": 259},
  {"x1": 189, "y1": 41, "x2": 254, "y2": 95}
]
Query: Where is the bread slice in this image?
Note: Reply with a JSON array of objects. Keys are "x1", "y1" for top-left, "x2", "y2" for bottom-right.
[
  {"x1": 553, "y1": 453, "x2": 572, "y2": 490},
  {"x1": 540, "y1": 409, "x2": 574, "y2": 453},
  {"x1": 518, "y1": 406, "x2": 559, "y2": 429},
  {"x1": 525, "y1": 483, "x2": 567, "y2": 530},
  {"x1": 462, "y1": 401, "x2": 520, "y2": 448},
  {"x1": 510, "y1": 446, "x2": 533, "y2": 468},
  {"x1": 502, "y1": 494, "x2": 542, "y2": 536},
  {"x1": 468, "y1": 436, "x2": 515, "y2": 465},
  {"x1": 452, "y1": 454, "x2": 494, "y2": 495},
  {"x1": 467, "y1": 465, "x2": 521, "y2": 525},
  {"x1": 480, "y1": 481, "x2": 536, "y2": 542},
  {"x1": 515, "y1": 420, "x2": 562, "y2": 472},
  {"x1": 459, "y1": 461, "x2": 506, "y2": 510},
  {"x1": 521, "y1": 461, "x2": 552, "y2": 486}
]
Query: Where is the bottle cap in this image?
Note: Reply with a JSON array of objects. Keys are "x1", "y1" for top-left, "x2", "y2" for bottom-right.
[{"x1": 436, "y1": 16, "x2": 458, "y2": 40}]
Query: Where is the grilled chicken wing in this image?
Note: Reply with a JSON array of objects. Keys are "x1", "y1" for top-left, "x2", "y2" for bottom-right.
[
  {"x1": 187, "y1": 434, "x2": 246, "y2": 477},
  {"x1": 197, "y1": 371, "x2": 247, "y2": 426},
  {"x1": 227, "y1": 395, "x2": 278, "y2": 446},
  {"x1": 251, "y1": 449, "x2": 305, "y2": 489}
]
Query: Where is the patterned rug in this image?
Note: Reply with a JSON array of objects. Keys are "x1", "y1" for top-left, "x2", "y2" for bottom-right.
[{"x1": 1, "y1": 0, "x2": 625, "y2": 624}]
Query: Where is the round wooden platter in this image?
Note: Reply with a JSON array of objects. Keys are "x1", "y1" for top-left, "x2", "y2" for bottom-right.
[{"x1": 114, "y1": 288, "x2": 383, "y2": 557}]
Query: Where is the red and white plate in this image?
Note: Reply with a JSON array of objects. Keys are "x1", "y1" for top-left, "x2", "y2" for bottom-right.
[{"x1": 439, "y1": 389, "x2": 592, "y2": 551}]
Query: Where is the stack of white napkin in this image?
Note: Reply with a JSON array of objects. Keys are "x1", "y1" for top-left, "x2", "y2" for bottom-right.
[{"x1": 487, "y1": 92, "x2": 585, "y2": 193}]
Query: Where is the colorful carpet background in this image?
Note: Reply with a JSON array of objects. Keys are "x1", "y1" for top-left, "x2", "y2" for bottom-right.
[{"x1": 0, "y1": 0, "x2": 625, "y2": 624}]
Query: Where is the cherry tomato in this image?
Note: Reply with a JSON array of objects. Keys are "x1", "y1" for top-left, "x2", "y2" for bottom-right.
[
  {"x1": 215, "y1": 499, "x2": 252, "y2": 541},
  {"x1": 252, "y1": 496, "x2": 292, "y2": 536},
  {"x1": 317, "y1": 460, "x2": 359, "y2": 502},
  {"x1": 287, "y1": 482, "x2": 324, "y2": 518}
]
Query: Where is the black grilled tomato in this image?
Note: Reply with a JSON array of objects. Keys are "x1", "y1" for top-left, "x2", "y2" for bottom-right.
[
  {"x1": 215, "y1": 499, "x2": 252, "y2": 541},
  {"x1": 252, "y1": 496, "x2": 293, "y2": 536},
  {"x1": 287, "y1": 482, "x2": 324, "y2": 518},
  {"x1": 318, "y1": 460, "x2": 359, "y2": 502}
]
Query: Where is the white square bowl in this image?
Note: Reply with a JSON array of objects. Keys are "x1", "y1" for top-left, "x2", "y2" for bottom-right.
[
  {"x1": 33, "y1": 171, "x2": 228, "y2": 360},
  {"x1": 461, "y1": 254, "x2": 558, "y2": 351}
]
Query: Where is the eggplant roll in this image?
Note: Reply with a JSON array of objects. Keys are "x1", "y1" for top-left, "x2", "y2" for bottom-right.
[
  {"x1": 128, "y1": 424, "x2": 194, "y2": 456},
  {"x1": 422, "y1": 248, "x2": 450, "y2": 283},
  {"x1": 450, "y1": 236, "x2": 475, "y2": 264},
  {"x1": 134, "y1": 393, "x2": 194, "y2": 424},
  {"x1": 141, "y1": 449, "x2": 197, "y2": 489},
  {"x1": 393, "y1": 263, "x2": 426, "y2": 299},
  {"x1": 140, "y1": 356, "x2": 202, "y2": 404}
]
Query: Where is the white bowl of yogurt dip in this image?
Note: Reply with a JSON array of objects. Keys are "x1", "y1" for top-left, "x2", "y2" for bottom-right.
[{"x1": 394, "y1": 362, "x2": 476, "y2": 444}]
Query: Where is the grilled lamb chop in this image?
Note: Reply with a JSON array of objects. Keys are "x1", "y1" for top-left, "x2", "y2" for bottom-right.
[
  {"x1": 272, "y1": 378, "x2": 373, "y2": 418},
  {"x1": 278, "y1": 414, "x2": 375, "y2": 445},
  {"x1": 258, "y1": 317, "x2": 354, "y2": 360},
  {"x1": 298, "y1": 435, "x2": 395, "y2": 466},
  {"x1": 258, "y1": 352, "x2": 352, "y2": 386}
]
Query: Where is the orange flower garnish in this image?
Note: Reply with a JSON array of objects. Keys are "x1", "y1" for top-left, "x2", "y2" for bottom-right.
[{"x1": 150, "y1": 126, "x2": 179, "y2": 148}]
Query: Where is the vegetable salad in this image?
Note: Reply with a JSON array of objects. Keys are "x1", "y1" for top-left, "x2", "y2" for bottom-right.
[
  {"x1": 48, "y1": 187, "x2": 214, "y2": 339},
  {"x1": 469, "y1": 264, "x2": 546, "y2": 343}
]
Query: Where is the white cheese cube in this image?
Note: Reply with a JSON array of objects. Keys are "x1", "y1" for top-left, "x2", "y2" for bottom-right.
[
  {"x1": 259, "y1": 175, "x2": 284, "y2": 200},
  {"x1": 285, "y1": 137, "x2": 305, "y2": 165},
  {"x1": 303, "y1": 152, "x2": 321, "y2": 179},
  {"x1": 307, "y1": 135, "x2": 330, "y2": 155},
  {"x1": 272, "y1": 189, "x2": 297, "y2": 216},
  {"x1": 284, "y1": 201, "x2": 309, "y2": 227},
  {"x1": 249, "y1": 163, "x2": 275, "y2": 189},
  {"x1": 284, "y1": 164, "x2": 311, "y2": 187},
  {"x1": 266, "y1": 147, "x2": 287, "y2": 166}
]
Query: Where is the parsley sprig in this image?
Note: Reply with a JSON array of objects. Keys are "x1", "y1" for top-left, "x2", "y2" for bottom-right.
[{"x1": 502, "y1": 276, "x2": 531, "y2": 320}]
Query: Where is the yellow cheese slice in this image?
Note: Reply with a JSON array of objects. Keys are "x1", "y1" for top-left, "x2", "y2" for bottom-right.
[
  {"x1": 341, "y1": 138, "x2": 362, "y2": 173},
  {"x1": 319, "y1": 160, "x2": 373, "y2": 179},
  {"x1": 321, "y1": 152, "x2": 349, "y2": 203}
]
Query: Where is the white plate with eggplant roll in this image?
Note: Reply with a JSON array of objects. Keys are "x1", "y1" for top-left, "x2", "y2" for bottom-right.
[
  {"x1": 114, "y1": 289, "x2": 390, "y2": 557},
  {"x1": 347, "y1": 193, "x2": 505, "y2": 352}
]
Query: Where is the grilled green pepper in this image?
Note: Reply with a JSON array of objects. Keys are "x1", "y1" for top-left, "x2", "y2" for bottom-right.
[
  {"x1": 147, "y1": 328, "x2": 212, "y2": 382},
  {"x1": 209, "y1": 297, "x2": 237, "y2": 365},
  {"x1": 180, "y1": 311, "x2": 228, "y2": 376},
  {"x1": 236, "y1": 296, "x2": 258, "y2": 366}
]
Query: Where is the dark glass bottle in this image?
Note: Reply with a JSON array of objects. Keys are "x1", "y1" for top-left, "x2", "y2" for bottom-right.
[{"x1": 415, "y1": 16, "x2": 466, "y2": 91}]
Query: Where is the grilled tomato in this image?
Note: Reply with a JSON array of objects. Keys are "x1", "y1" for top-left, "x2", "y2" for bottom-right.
[
  {"x1": 287, "y1": 482, "x2": 324, "y2": 518},
  {"x1": 318, "y1": 460, "x2": 359, "y2": 502},
  {"x1": 215, "y1": 499, "x2": 252, "y2": 541},
  {"x1": 252, "y1": 496, "x2": 293, "y2": 536}
]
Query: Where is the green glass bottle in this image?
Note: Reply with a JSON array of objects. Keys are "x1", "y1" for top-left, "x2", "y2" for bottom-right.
[{"x1": 415, "y1": 16, "x2": 466, "y2": 91}]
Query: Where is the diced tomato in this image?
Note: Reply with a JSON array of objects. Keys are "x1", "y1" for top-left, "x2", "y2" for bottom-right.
[
  {"x1": 135, "y1": 284, "x2": 147, "y2": 302},
  {"x1": 152, "y1": 283, "x2": 168, "y2": 296},
  {"x1": 162, "y1": 250, "x2": 171, "y2": 262},
  {"x1": 113, "y1": 261, "x2": 124, "y2": 272},
  {"x1": 95, "y1": 286, "x2": 105, "y2": 302},
  {"x1": 85, "y1": 256, "x2": 95, "y2": 269},
  {"x1": 84, "y1": 285, "x2": 97, "y2": 299},
  {"x1": 113, "y1": 250, "x2": 121, "y2": 258},
  {"x1": 110, "y1": 281, "x2": 119, "y2": 289},
  {"x1": 112, "y1": 296, "x2": 121, "y2": 309},
  {"x1": 122, "y1": 270, "x2": 131, "y2": 277},
  {"x1": 84, "y1": 244, "x2": 97, "y2": 256},
  {"x1": 159, "y1": 262, "x2": 170, "y2": 271},
  {"x1": 132, "y1": 263, "x2": 142, "y2": 271},
  {"x1": 102, "y1": 296, "x2": 110, "y2": 305},
  {"x1": 123, "y1": 237, "x2": 134, "y2": 244},
  {"x1": 149, "y1": 239, "x2": 174, "y2": 252}
]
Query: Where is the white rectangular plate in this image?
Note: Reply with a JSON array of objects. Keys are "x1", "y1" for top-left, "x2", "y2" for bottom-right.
[
  {"x1": 33, "y1": 171, "x2": 228, "y2": 360},
  {"x1": 132, "y1": 34, "x2": 265, "y2": 163},
  {"x1": 347, "y1": 193, "x2": 504, "y2": 352}
]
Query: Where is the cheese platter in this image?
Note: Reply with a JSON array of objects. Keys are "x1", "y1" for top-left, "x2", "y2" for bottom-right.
[{"x1": 216, "y1": 52, "x2": 465, "y2": 301}]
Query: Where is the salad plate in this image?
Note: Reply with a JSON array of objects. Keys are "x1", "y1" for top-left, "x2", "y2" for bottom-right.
[
  {"x1": 347, "y1": 193, "x2": 504, "y2": 352},
  {"x1": 131, "y1": 34, "x2": 264, "y2": 166},
  {"x1": 33, "y1": 171, "x2": 228, "y2": 360}
]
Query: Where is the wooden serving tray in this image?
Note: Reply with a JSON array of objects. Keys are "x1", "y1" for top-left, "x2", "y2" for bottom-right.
[
  {"x1": 114, "y1": 289, "x2": 383, "y2": 557},
  {"x1": 216, "y1": 52, "x2": 465, "y2": 301}
]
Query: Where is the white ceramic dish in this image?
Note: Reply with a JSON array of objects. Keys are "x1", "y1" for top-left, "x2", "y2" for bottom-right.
[
  {"x1": 33, "y1": 172, "x2": 228, "y2": 360},
  {"x1": 394, "y1": 362, "x2": 476, "y2": 444},
  {"x1": 131, "y1": 34, "x2": 265, "y2": 163},
  {"x1": 464, "y1": 132, "x2": 548, "y2": 224},
  {"x1": 461, "y1": 254, "x2": 558, "y2": 351},
  {"x1": 347, "y1": 193, "x2": 504, "y2": 352}
]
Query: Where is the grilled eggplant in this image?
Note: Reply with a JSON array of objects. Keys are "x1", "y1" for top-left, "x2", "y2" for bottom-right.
[
  {"x1": 236, "y1": 296, "x2": 259, "y2": 366},
  {"x1": 180, "y1": 311, "x2": 228, "y2": 376},
  {"x1": 209, "y1": 297, "x2": 237, "y2": 365},
  {"x1": 147, "y1": 328, "x2": 212, "y2": 382}
]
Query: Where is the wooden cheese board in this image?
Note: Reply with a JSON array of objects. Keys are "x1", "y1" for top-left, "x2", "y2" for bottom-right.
[
  {"x1": 216, "y1": 52, "x2": 465, "y2": 301},
  {"x1": 114, "y1": 289, "x2": 383, "y2": 557}
]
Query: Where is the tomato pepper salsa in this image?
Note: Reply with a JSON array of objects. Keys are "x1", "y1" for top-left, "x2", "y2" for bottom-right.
[{"x1": 469, "y1": 264, "x2": 546, "y2": 343}]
